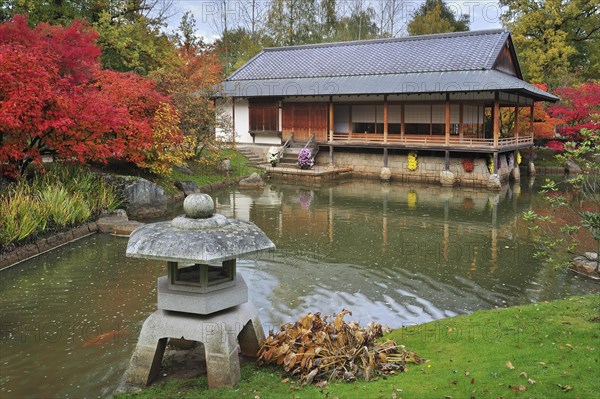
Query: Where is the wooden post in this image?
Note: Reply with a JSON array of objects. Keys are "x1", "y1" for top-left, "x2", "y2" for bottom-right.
[
  {"x1": 493, "y1": 92, "x2": 500, "y2": 149},
  {"x1": 514, "y1": 106, "x2": 519, "y2": 140},
  {"x1": 348, "y1": 105, "x2": 352, "y2": 138},
  {"x1": 328, "y1": 97, "x2": 334, "y2": 142},
  {"x1": 459, "y1": 103, "x2": 464, "y2": 140},
  {"x1": 328, "y1": 145, "x2": 334, "y2": 165},
  {"x1": 429, "y1": 104, "x2": 433, "y2": 135},
  {"x1": 383, "y1": 148, "x2": 388, "y2": 167},
  {"x1": 383, "y1": 95, "x2": 388, "y2": 144},
  {"x1": 445, "y1": 94, "x2": 450, "y2": 145},
  {"x1": 529, "y1": 104, "x2": 534, "y2": 141},
  {"x1": 232, "y1": 98, "x2": 237, "y2": 148},
  {"x1": 400, "y1": 104, "x2": 405, "y2": 141}
]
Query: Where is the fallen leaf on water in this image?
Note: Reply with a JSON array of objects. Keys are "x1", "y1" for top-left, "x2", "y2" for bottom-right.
[
  {"x1": 528, "y1": 378, "x2": 536, "y2": 385},
  {"x1": 510, "y1": 385, "x2": 527, "y2": 392},
  {"x1": 506, "y1": 360, "x2": 515, "y2": 369}
]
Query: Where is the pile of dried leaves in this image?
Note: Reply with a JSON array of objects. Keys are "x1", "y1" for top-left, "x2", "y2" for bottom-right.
[{"x1": 257, "y1": 310, "x2": 423, "y2": 384}]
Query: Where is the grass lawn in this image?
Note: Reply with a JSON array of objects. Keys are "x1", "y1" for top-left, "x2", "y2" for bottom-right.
[
  {"x1": 115, "y1": 296, "x2": 599, "y2": 399},
  {"x1": 151, "y1": 149, "x2": 260, "y2": 195}
]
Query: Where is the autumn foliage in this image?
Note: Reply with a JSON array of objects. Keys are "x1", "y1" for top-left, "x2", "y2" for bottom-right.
[
  {"x1": 548, "y1": 83, "x2": 600, "y2": 137},
  {"x1": 0, "y1": 15, "x2": 189, "y2": 180}
]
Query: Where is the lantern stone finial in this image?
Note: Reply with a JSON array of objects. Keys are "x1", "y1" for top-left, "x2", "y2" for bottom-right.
[{"x1": 183, "y1": 193, "x2": 214, "y2": 219}]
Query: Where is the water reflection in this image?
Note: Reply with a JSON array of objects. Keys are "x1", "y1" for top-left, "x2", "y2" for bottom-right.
[{"x1": 1, "y1": 178, "x2": 595, "y2": 398}]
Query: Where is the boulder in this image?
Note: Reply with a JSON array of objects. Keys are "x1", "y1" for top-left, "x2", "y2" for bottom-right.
[
  {"x1": 487, "y1": 173, "x2": 501, "y2": 190},
  {"x1": 380, "y1": 167, "x2": 391, "y2": 181},
  {"x1": 440, "y1": 170, "x2": 455, "y2": 187},
  {"x1": 565, "y1": 160, "x2": 582, "y2": 174},
  {"x1": 510, "y1": 166, "x2": 521, "y2": 182},
  {"x1": 570, "y1": 252, "x2": 600, "y2": 280},
  {"x1": 105, "y1": 176, "x2": 168, "y2": 219},
  {"x1": 175, "y1": 181, "x2": 200, "y2": 196},
  {"x1": 97, "y1": 209, "x2": 128, "y2": 233},
  {"x1": 528, "y1": 161, "x2": 536, "y2": 176},
  {"x1": 239, "y1": 172, "x2": 265, "y2": 189}
]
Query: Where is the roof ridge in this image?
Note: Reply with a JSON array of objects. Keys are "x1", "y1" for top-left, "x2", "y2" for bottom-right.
[
  {"x1": 263, "y1": 29, "x2": 507, "y2": 52},
  {"x1": 483, "y1": 31, "x2": 510, "y2": 70}
]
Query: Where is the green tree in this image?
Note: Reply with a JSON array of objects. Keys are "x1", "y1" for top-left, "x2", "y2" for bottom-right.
[
  {"x1": 407, "y1": 0, "x2": 469, "y2": 36},
  {"x1": 214, "y1": 27, "x2": 268, "y2": 75},
  {"x1": 334, "y1": 5, "x2": 378, "y2": 41},
  {"x1": 0, "y1": 0, "x2": 110, "y2": 24},
  {"x1": 95, "y1": 10, "x2": 176, "y2": 75},
  {"x1": 266, "y1": 0, "x2": 320, "y2": 46},
  {"x1": 500, "y1": 0, "x2": 600, "y2": 87}
]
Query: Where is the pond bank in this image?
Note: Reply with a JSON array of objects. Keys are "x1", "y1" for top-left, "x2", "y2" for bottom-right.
[
  {"x1": 0, "y1": 222, "x2": 98, "y2": 270},
  {"x1": 114, "y1": 295, "x2": 600, "y2": 399},
  {"x1": 0, "y1": 178, "x2": 244, "y2": 271}
]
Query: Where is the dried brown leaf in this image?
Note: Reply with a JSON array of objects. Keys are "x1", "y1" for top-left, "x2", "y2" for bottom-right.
[{"x1": 506, "y1": 360, "x2": 515, "y2": 369}]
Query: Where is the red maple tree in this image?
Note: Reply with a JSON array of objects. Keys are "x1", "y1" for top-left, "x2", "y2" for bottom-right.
[
  {"x1": 0, "y1": 15, "x2": 183, "y2": 180},
  {"x1": 548, "y1": 82, "x2": 600, "y2": 137}
]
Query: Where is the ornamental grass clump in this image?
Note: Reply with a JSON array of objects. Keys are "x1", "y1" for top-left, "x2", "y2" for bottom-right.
[
  {"x1": 257, "y1": 310, "x2": 423, "y2": 385},
  {"x1": 0, "y1": 164, "x2": 121, "y2": 248},
  {"x1": 297, "y1": 148, "x2": 314, "y2": 169}
]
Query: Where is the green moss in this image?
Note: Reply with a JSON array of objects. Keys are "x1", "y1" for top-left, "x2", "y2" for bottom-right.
[{"x1": 114, "y1": 296, "x2": 600, "y2": 399}]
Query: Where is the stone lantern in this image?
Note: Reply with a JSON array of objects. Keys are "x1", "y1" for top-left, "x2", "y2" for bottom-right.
[{"x1": 120, "y1": 193, "x2": 275, "y2": 391}]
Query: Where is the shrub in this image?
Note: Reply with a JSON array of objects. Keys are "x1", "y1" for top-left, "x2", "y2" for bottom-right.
[{"x1": 546, "y1": 140, "x2": 565, "y2": 152}]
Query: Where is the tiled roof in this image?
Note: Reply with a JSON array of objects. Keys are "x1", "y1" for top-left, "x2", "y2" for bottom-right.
[
  {"x1": 221, "y1": 29, "x2": 558, "y2": 101},
  {"x1": 227, "y1": 30, "x2": 511, "y2": 81},
  {"x1": 220, "y1": 70, "x2": 559, "y2": 101}
]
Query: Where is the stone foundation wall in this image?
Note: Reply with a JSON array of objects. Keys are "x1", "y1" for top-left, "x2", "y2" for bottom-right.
[{"x1": 315, "y1": 150, "x2": 516, "y2": 187}]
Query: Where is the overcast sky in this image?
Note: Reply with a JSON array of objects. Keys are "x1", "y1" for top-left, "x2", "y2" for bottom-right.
[{"x1": 164, "y1": 0, "x2": 504, "y2": 43}]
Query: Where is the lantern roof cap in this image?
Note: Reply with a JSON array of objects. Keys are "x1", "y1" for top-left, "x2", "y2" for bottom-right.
[{"x1": 126, "y1": 194, "x2": 275, "y2": 263}]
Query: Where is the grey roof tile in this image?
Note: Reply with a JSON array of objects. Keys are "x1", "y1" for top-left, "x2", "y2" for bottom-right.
[{"x1": 227, "y1": 30, "x2": 510, "y2": 81}]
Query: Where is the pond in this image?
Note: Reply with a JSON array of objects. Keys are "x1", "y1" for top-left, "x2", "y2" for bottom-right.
[{"x1": 0, "y1": 179, "x2": 595, "y2": 398}]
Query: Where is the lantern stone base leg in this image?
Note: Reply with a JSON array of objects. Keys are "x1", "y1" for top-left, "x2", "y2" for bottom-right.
[{"x1": 117, "y1": 302, "x2": 265, "y2": 393}]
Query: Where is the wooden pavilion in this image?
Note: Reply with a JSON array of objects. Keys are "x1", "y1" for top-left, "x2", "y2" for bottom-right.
[{"x1": 217, "y1": 29, "x2": 558, "y2": 180}]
